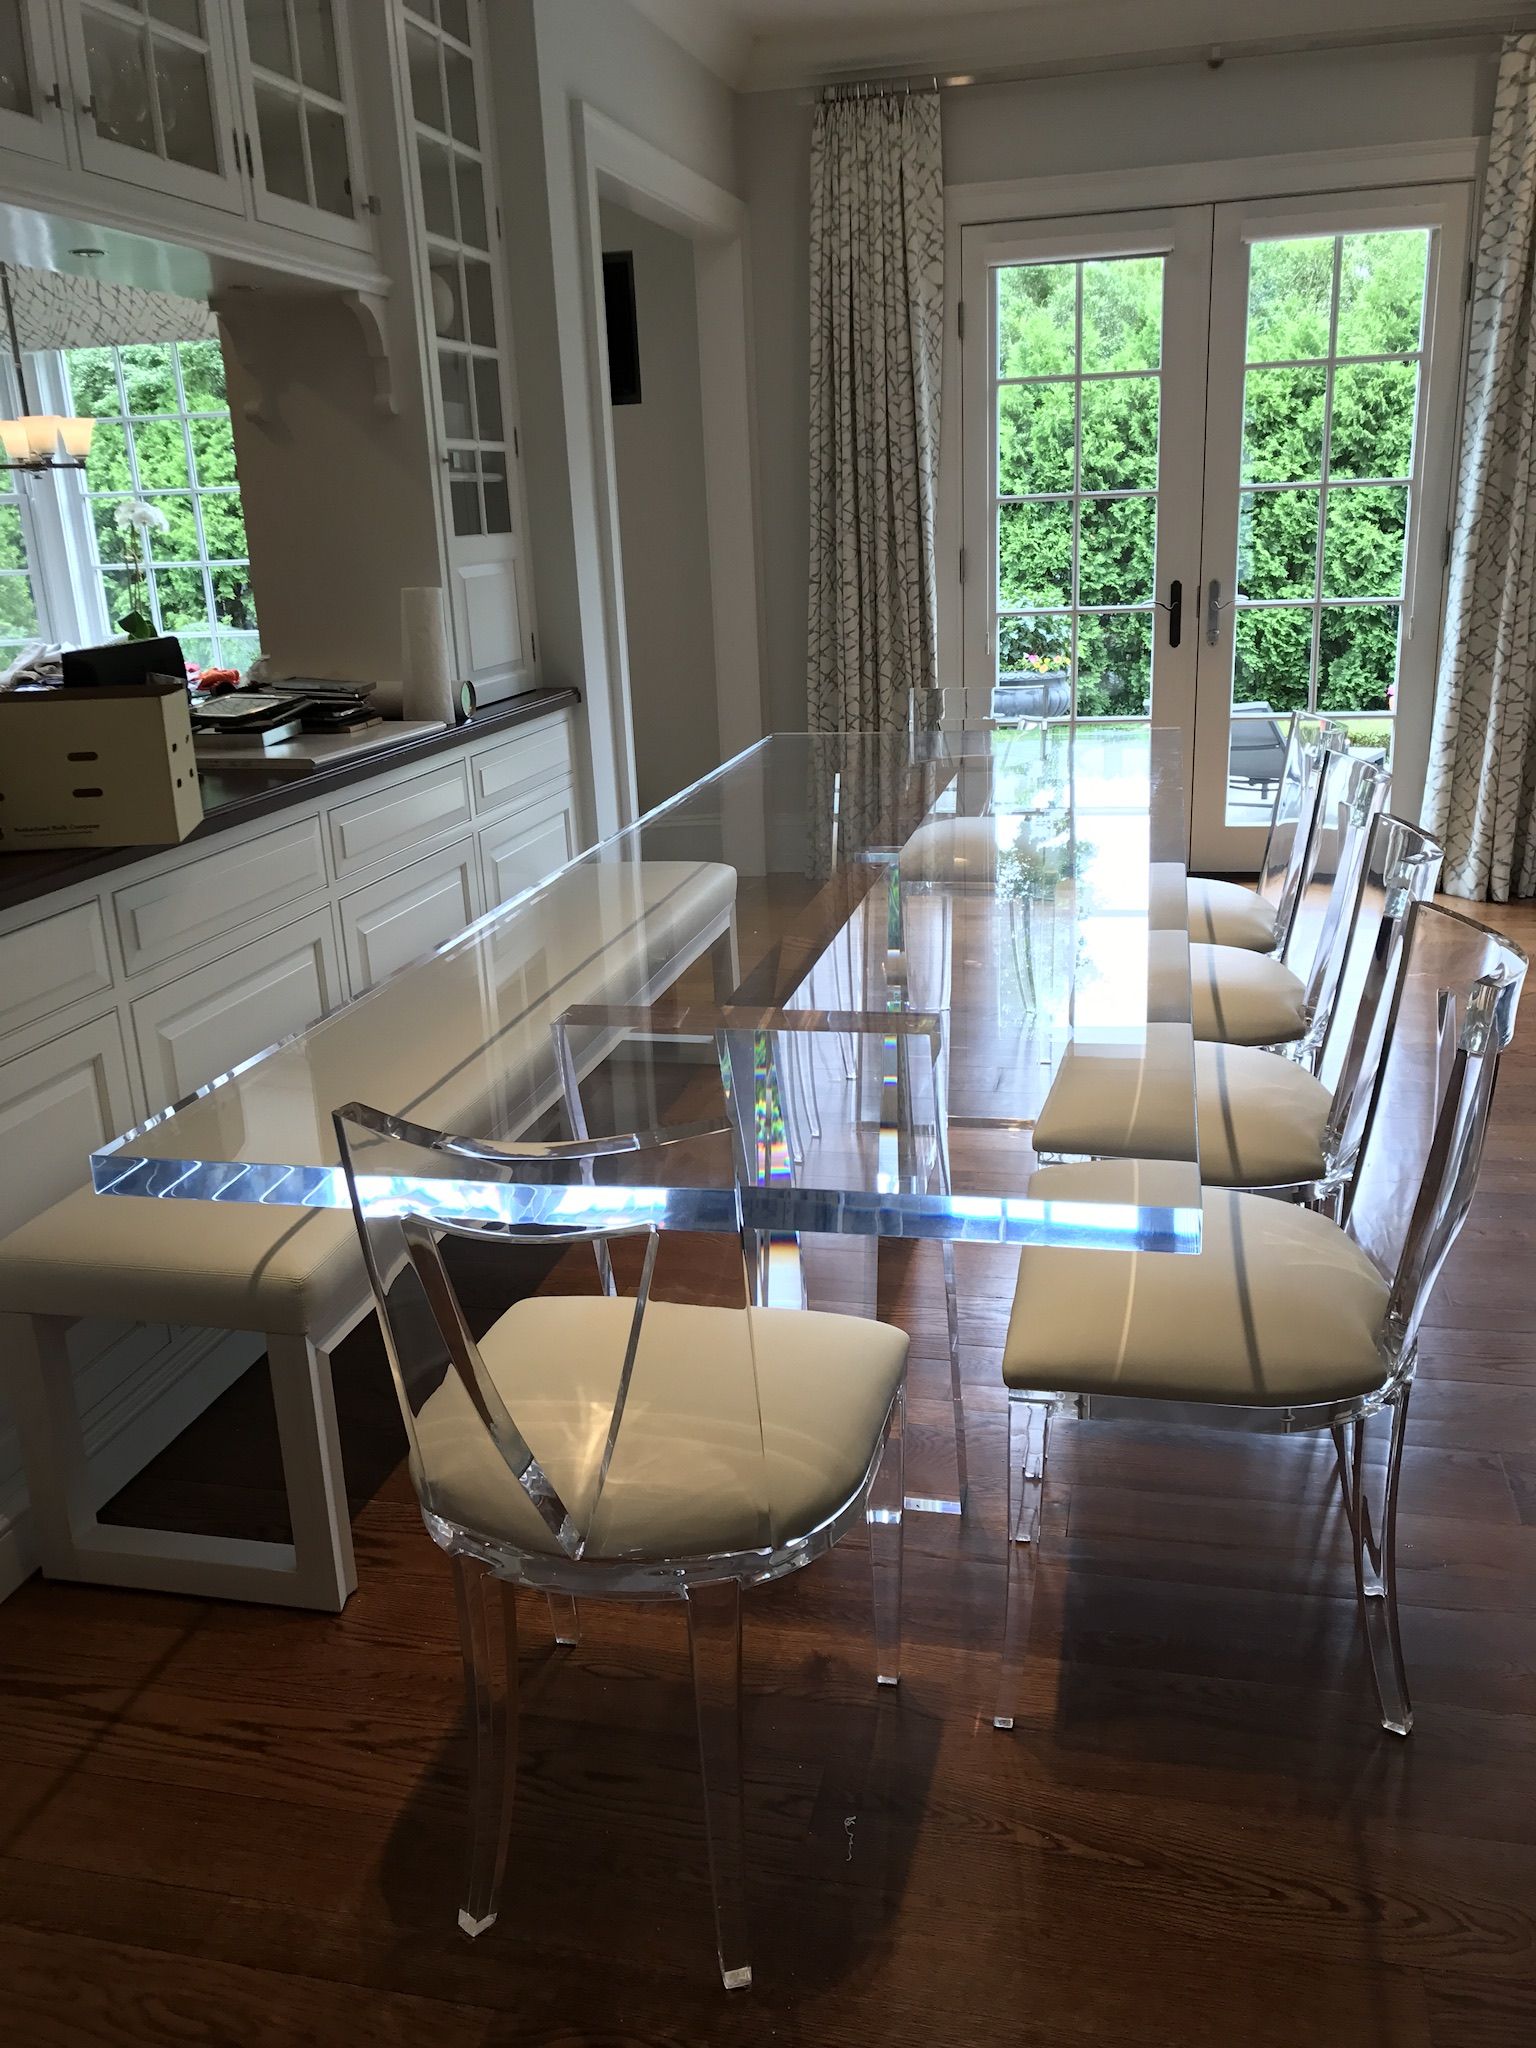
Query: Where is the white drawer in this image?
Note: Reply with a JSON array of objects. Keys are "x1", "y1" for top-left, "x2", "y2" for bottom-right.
[
  {"x1": 339, "y1": 839, "x2": 480, "y2": 995},
  {"x1": 132, "y1": 907, "x2": 341, "y2": 1110},
  {"x1": 0, "y1": 898, "x2": 113, "y2": 1038},
  {"x1": 479, "y1": 791, "x2": 577, "y2": 910},
  {"x1": 471, "y1": 717, "x2": 573, "y2": 817},
  {"x1": 0, "y1": 1013, "x2": 136, "y2": 1233},
  {"x1": 114, "y1": 816, "x2": 328, "y2": 979},
  {"x1": 328, "y1": 758, "x2": 473, "y2": 881}
]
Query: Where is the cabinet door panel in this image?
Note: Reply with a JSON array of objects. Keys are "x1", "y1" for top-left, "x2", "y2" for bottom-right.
[
  {"x1": 479, "y1": 793, "x2": 575, "y2": 911},
  {"x1": 339, "y1": 838, "x2": 479, "y2": 994},
  {"x1": 234, "y1": 0, "x2": 371, "y2": 249},
  {"x1": 61, "y1": 0, "x2": 245, "y2": 211},
  {"x1": 131, "y1": 907, "x2": 339, "y2": 1109},
  {"x1": 0, "y1": 899, "x2": 113, "y2": 1038},
  {"x1": 0, "y1": 1013, "x2": 135, "y2": 1234}
]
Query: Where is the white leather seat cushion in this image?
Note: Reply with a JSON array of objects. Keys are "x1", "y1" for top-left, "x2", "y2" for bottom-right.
[
  {"x1": 898, "y1": 816, "x2": 998, "y2": 889},
  {"x1": 1007, "y1": 1159, "x2": 1388, "y2": 1404},
  {"x1": 0, "y1": 1187, "x2": 362, "y2": 1334},
  {"x1": 1187, "y1": 942, "x2": 1307, "y2": 1044},
  {"x1": 1185, "y1": 876, "x2": 1279, "y2": 952},
  {"x1": 414, "y1": 1297, "x2": 908, "y2": 1560},
  {"x1": 1034, "y1": 1038, "x2": 1332, "y2": 1187}
]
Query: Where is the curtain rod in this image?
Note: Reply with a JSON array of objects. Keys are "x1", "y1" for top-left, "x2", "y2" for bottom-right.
[{"x1": 810, "y1": 12, "x2": 1536, "y2": 101}]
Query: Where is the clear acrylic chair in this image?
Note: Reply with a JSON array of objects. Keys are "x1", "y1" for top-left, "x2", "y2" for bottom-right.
[
  {"x1": 333, "y1": 1102, "x2": 909, "y2": 1990},
  {"x1": 1185, "y1": 716, "x2": 1347, "y2": 955},
  {"x1": 1179, "y1": 749, "x2": 1390, "y2": 1049},
  {"x1": 1034, "y1": 812, "x2": 1444, "y2": 1199},
  {"x1": 996, "y1": 902, "x2": 1527, "y2": 1738}
]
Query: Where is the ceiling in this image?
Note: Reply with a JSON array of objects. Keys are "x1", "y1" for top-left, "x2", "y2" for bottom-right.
[{"x1": 631, "y1": 0, "x2": 1520, "y2": 90}]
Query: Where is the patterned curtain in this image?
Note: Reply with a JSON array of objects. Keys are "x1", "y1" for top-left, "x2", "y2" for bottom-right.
[
  {"x1": 1424, "y1": 36, "x2": 1536, "y2": 900},
  {"x1": 807, "y1": 92, "x2": 944, "y2": 735}
]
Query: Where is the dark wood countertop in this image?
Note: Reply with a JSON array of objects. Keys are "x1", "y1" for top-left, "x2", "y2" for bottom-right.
[{"x1": 0, "y1": 685, "x2": 580, "y2": 918}]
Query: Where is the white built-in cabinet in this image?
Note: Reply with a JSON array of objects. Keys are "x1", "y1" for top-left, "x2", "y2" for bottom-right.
[
  {"x1": 0, "y1": 707, "x2": 581, "y2": 1600},
  {"x1": 396, "y1": 0, "x2": 535, "y2": 696},
  {"x1": 0, "y1": 0, "x2": 374, "y2": 252}
]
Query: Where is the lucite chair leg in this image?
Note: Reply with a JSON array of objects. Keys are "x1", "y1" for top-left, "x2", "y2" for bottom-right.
[
  {"x1": 547, "y1": 1593, "x2": 581, "y2": 1646},
  {"x1": 451, "y1": 1553, "x2": 520, "y2": 1937},
  {"x1": 868, "y1": 1386, "x2": 906, "y2": 1687},
  {"x1": 685, "y1": 1576, "x2": 752, "y2": 1991},
  {"x1": 994, "y1": 1396, "x2": 1052, "y2": 1732},
  {"x1": 1347, "y1": 1392, "x2": 1414, "y2": 1737},
  {"x1": 941, "y1": 1239, "x2": 968, "y2": 1511}
]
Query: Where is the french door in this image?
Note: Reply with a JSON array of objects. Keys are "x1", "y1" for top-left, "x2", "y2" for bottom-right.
[{"x1": 961, "y1": 183, "x2": 1471, "y2": 870}]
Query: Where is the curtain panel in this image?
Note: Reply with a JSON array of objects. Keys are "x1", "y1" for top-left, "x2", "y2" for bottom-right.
[
  {"x1": 807, "y1": 92, "x2": 944, "y2": 734},
  {"x1": 1424, "y1": 35, "x2": 1536, "y2": 900}
]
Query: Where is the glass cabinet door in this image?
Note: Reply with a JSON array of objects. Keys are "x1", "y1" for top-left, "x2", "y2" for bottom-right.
[
  {"x1": 237, "y1": 0, "x2": 370, "y2": 247},
  {"x1": 401, "y1": 0, "x2": 533, "y2": 688},
  {"x1": 60, "y1": 0, "x2": 244, "y2": 210},
  {"x1": 0, "y1": 0, "x2": 70, "y2": 161}
]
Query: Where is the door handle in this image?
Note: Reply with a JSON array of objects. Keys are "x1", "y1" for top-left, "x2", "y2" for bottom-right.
[
  {"x1": 1157, "y1": 577, "x2": 1182, "y2": 649},
  {"x1": 1206, "y1": 578, "x2": 1233, "y2": 647}
]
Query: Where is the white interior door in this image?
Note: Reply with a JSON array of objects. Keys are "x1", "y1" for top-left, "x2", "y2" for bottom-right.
[
  {"x1": 961, "y1": 208, "x2": 1214, "y2": 815},
  {"x1": 1190, "y1": 185, "x2": 1472, "y2": 870}
]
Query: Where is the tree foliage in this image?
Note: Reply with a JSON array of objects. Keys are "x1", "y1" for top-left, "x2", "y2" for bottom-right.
[{"x1": 993, "y1": 232, "x2": 1427, "y2": 719}]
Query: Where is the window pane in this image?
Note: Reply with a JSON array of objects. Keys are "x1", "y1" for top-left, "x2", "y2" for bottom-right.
[
  {"x1": 212, "y1": 563, "x2": 258, "y2": 629},
  {"x1": 294, "y1": 0, "x2": 341, "y2": 98},
  {"x1": 83, "y1": 421, "x2": 131, "y2": 492},
  {"x1": 244, "y1": 0, "x2": 293, "y2": 76},
  {"x1": 129, "y1": 416, "x2": 191, "y2": 492},
  {"x1": 119, "y1": 345, "x2": 176, "y2": 415},
  {"x1": 1336, "y1": 231, "x2": 1428, "y2": 358},
  {"x1": 190, "y1": 415, "x2": 237, "y2": 488},
  {"x1": 1233, "y1": 606, "x2": 1312, "y2": 711},
  {"x1": 997, "y1": 612, "x2": 1072, "y2": 678},
  {"x1": 1238, "y1": 488, "x2": 1319, "y2": 599},
  {"x1": 0, "y1": 574, "x2": 38, "y2": 636},
  {"x1": 0, "y1": 505, "x2": 26, "y2": 571},
  {"x1": 199, "y1": 492, "x2": 247, "y2": 560},
  {"x1": 1079, "y1": 376, "x2": 1158, "y2": 492},
  {"x1": 418, "y1": 138, "x2": 456, "y2": 238},
  {"x1": 154, "y1": 561, "x2": 209, "y2": 628},
  {"x1": 1318, "y1": 604, "x2": 1400, "y2": 712},
  {"x1": 438, "y1": 348, "x2": 472, "y2": 438},
  {"x1": 448, "y1": 449, "x2": 480, "y2": 535},
  {"x1": 155, "y1": 34, "x2": 219, "y2": 172},
  {"x1": 997, "y1": 263, "x2": 1075, "y2": 378},
  {"x1": 1078, "y1": 496, "x2": 1156, "y2": 608},
  {"x1": 406, "y1": 22, "x2": 444, "y2": 130},
  {"x1": 177, "y1": 340, "x2": 227, "y2": 410},
  {"x1": 1246, "y1": 238, "x2": 1333, "y2": 363},
  {"x1": 1081, "y1": 257, "x2": 1161, "y2": 373},
  {"x1": 1241, "y1": 365, "x2": 1325, "y2": 484},
  {"x1": 1322, "y1": 485, "x2": 1408, "y2": 600},
  {"x1": 1329, "y1": 361, "x2": 1417, "y2": 481},
  {"x1": 473, "y1": 357, "x2": 503, "y2": 445},
  {"x1": 149, "y1": 494, "x2": 201, "y2": 562},
  {"x1": 256, "y1": 80, "x2": 308, "y2": 204},
  {"x1": 0, "y1": 2, "x2": 33, "y2": 117},
  {"x1": 220, "y1": 628, "x2": 263, "y2": 671},
  {"x1": 85, "y1": 11, "x2": 155, "y2": 154},
  {"x1": 66, "y1": 347, "x2": 120, "y2": 416},
  {"x1": 464, "y1": 258, "x2": 495, "y2": 346},
  {"x1": 456, "y1": 159, "x2": 487, "y2": 248},
  {"x1": 1076, "y1": 611, "x2": 1153, "y2": 716},
  {"x1": 306, "y1": 102, "x2": 351, "y2": 217},
  {"x1": 997, "y1": 381, "x2": 1073, "y2": 495},
  {"x1": 443, "y1": 44, "x2": 478, "y2": 146},
  {"x1": 481, "y1": 451, "x2": 510, "y2": 534},
  {"x1": 998, "y1": 500, "x2": 1072, "y2": 608}
]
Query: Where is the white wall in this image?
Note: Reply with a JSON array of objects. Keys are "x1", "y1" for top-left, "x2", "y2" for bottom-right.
[
  {"x1": 743, "y1": 37, "x2": 1500, "y2": 733},
  {"x1": 600, "y1": 199, "x2": 720, "y2": 813},
  {"x1": 488, "y1": 0, "x2": 740, "y2": 838}
]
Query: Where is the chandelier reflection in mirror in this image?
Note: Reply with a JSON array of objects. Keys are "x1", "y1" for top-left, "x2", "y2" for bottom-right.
[{"x1": 0, "y1": 264, "x2": 94, "y2": 473}]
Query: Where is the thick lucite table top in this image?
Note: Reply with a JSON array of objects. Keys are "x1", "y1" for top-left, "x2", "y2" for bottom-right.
[{"x1": 92, "y1": 726, "x2": 1201, "y2": 1252}]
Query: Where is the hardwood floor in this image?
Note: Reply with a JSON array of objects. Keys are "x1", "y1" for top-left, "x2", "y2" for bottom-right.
[{"x1": 1, "y1": 902, "x2": 1534, "y2": 2046}]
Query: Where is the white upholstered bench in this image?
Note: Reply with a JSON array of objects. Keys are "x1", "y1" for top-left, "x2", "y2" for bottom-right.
[{"x1": 0, "y1": 856, "x2": 739, "y2": 1609}]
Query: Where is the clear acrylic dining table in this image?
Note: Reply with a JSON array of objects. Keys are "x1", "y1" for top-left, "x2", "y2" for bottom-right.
[{"x1": 91, "y1": 724, "x2": 1203, "y2": 1512}]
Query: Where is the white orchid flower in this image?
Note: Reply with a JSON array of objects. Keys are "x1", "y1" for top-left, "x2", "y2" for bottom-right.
[{"x1": 113, "y1": 498, "x2": 171, "y2": 534}]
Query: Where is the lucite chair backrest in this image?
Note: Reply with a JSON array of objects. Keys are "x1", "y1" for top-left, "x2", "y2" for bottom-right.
[
  {"x1": 1343, "y1": 904, "x2": 1527, "y2": 1364},
  {"x1": 1317, "y1": 812, "x2": 1444, "y2": 1171},
  {"x1": 333, "y1": 1101, "x2": 774, "y2": 1569},
  {"x1": 1261, "y1": 716, "x2": 1348, "y2": 953},
  {"x1": 1289, "y1": 750, "x2": 1392, "y2": 1054}
]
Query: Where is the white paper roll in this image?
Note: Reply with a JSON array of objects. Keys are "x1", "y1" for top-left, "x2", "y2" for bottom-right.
[{"x1": 400, "y1": 586, "x2": 454, "y2": 724}]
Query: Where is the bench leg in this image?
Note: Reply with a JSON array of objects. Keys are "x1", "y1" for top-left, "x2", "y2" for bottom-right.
[{"x1": 0, "y1": 1310, "x2": 356, "y2": 1611}]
